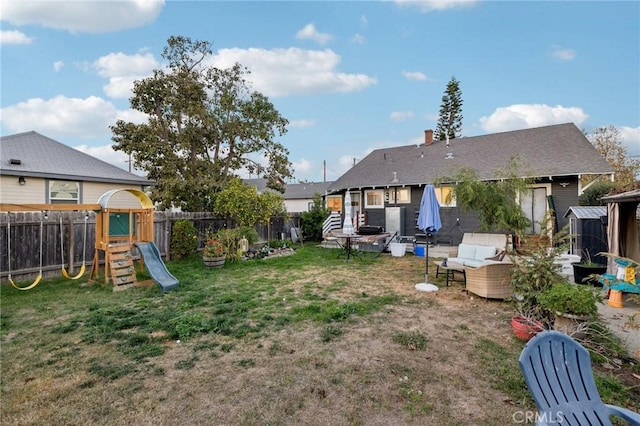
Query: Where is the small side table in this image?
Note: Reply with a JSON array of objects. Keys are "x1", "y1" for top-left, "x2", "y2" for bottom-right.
[{"x1": 434, "y1": 260, "x2": 466, "y2": 287}]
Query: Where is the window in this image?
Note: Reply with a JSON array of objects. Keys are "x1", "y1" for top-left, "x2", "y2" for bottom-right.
[
  {"x1": 327, "y1": 195, "x2": 342, "y2": 212},
  {"x1": 364, "y1": 189, "x2": 384, "y2": 209},
  {"x1": 435, "y1": 186, "x2": 456, "y2": 207},
  {"x1": 385, "y1": 187, "x2": 411, "y2": 204},
  {"x1": 49, "y1": 181, "x2": 79, "y2": 204}
]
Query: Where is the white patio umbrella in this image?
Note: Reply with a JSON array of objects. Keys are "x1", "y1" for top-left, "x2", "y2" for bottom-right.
[
  {"x1": 342, "y1": 191, "x2": 354, "y2": 234},
  {"x1": 415, "y1": 184, "x2": 442, "y2": 292}
]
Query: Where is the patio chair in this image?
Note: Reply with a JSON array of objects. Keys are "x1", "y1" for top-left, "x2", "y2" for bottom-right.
[{"x1": 518, "y1": 330, "x2": 640, "y2": 426}]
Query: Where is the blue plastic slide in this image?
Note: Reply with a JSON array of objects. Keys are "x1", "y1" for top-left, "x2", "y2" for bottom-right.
[{"x1": 134, "y1": 242, "x2": 179, "y2": 292}]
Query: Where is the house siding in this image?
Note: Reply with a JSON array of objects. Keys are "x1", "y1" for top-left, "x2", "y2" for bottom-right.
[
  {"x1": 1, "y1": 176, "x2": 47, "y2": 204},
  {"x1": 83, "y1": 183, "x2": 148, "y2": 208},
  {"x1": 285, "y1": 199, "x2": 312, "y2": 213},
  {"x1": 549, "y1": 178, "x2": 580, "y2": 231},
  {"x1": 0, "y1": 176, "x2": 147, "y2": 209}
]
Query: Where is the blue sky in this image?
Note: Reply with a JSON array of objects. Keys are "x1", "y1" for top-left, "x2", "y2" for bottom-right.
[{"x1": 1, "y1": 0, "x2": 639, "y2": 183}]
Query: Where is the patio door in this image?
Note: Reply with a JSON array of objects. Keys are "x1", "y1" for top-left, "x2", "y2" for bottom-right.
[{"x1": 520, "y1": 186, "x2": 549, "y2": 234}]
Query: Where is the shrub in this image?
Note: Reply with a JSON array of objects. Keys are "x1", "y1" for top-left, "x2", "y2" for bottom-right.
[
  {"x1": 301, "y1": 193, "x2": 330, "y2": 241},
  {"x1": 578, "y1": 180, "x2": 616, "y2": 206},
  {"x1": 170, "y1": 219, "x2": 198, "y2": 259},
  {"x1": 215, "y1": 228, "x2": 243, "y2": 262},
  {"x1": 538, "y1": 283, "x2": 600, "y2": 317}
]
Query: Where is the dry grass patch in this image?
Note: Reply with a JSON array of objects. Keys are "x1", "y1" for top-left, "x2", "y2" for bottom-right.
[{"x1": 1, "y1": 246, "x2": 637, "y2": 425}]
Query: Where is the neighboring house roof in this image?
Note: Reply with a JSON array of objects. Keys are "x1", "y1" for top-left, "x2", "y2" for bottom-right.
[
  {"x1": 0, "y1": 131, "x2": 152, "y2": 186},
  {"x1": 563, "y1": 206, "x2": 607, "y2": 219},
  {"x1": 601, "y1": 189, "x2": 640, "y2": 203},
  {"x1": 283, "y1": 181, "x2": 333, "y2": 200},
  {"x1": 244, "y1": 178, "x2": 270, "y2": 193},
  {"x1": 329, "y1": 123, "x2": 614, "y2": 192}
]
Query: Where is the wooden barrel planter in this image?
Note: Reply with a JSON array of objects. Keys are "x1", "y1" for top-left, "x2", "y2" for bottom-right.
[{"x1": 203, "y1": 255, "x2": 226, "y2": 268}]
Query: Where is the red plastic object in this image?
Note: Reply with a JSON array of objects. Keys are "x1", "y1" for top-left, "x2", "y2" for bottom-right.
[{"x1": 511, "y1": 316, "x2": 544, "y2": 341}]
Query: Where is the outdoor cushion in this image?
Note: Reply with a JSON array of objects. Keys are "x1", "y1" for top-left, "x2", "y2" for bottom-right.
[
  {"x1": 474, "y1": 245, "x2": 497, "y2": 261},
  {"x1": 447, "y1": 257, "x2": 487, "y2": 268},
  {"x1": 462, "y1": 259, "x2": 486, "y2": 268},
  {"x1": 457, "y1": 243, "x2": 477, "y2": 260}
]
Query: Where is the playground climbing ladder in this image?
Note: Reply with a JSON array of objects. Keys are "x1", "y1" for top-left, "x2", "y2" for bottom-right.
[{"x1": 108, "y1": 244, "x2": 138, "y2": 291}]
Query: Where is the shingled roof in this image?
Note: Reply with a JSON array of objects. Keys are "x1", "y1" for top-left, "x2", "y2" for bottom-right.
[
  {"x1": 283, "y1": 181, "x2": 332, "y2": 200},
  {"x1": 328, "y1": 123, "x2": 613, "y2": 192},
  {"x1": 0, "y1": 131, "x2": 152, "y2": 185}
]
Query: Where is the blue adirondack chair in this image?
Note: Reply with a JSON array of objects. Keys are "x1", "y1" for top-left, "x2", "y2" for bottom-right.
[{"x1": 518, "y1": 330, "x2": 640, "y2": 426}]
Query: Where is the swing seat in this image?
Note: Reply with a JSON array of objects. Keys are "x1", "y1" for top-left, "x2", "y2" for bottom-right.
[
  {"x1": 61, "y1": 262, "x2": 86, "y2": 280},
  {"x1": 9, "y1": 273, "x2": 42, "y2": 291}
]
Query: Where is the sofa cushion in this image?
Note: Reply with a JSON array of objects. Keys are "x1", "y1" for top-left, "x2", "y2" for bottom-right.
[
  {"x1": 474, "y1": 245, "x2": 497, "y2": 261},
  {"x1": 463, "y1": 259, "x2": 487, "y2": 268},
  {"x1": 457, "y1": 243, "x2": 477, "y2": 260}
]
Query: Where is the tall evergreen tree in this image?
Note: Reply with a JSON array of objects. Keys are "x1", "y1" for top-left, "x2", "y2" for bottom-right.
[{"x1": 435, "y1": 76, "x2": 463, "y2": 142}]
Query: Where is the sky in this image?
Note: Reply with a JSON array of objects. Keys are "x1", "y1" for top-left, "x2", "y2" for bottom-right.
[{"x1": 1, "y1": 0, "x2": 639, "y2": 183}]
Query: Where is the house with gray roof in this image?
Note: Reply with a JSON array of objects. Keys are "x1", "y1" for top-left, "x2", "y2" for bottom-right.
[
  {"x1": 327, "y1": 123, "x2": 614, "y2": 244},
  {"x1": 0, "y1": 131, "x2": 153, "y2": 207},
  {"x1": 282, "y1": 181, "x2": 332, "y2": 213}
]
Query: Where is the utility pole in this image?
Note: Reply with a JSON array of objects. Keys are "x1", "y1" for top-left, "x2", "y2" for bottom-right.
[{"x1": 323, "y1": 160, "x2": 326, "y2": 183}]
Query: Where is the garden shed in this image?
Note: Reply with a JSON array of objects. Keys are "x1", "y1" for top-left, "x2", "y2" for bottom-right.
[{"x1": 563, "y1": 206, "x2": 608, "y2": 265}]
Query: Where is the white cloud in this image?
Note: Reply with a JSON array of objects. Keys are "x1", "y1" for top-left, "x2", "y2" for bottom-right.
[
  {"x1": 351, "y1": 33, "x2": 365, "y2": 44},
  {"x1": 402, "y1": 71, "x2": 429, "y2": 81},
  {"x1": 289, "y1": 119, "x2": 317, "y2": 128},
  {"x1": 0, "y1": 95, "x2": 146, "y2": 138},
  {"x1": 550, "y1": 45, "x2": 576, "y2": 61},
  {"x1": 619, "y1": 126, "x2": 640, "y2": 157},
  {"x1": 292, "y1": 158, "x2": 313, "y2": 176},
  {"x1": 211, "y1": 47, "x2": 377, "y2": 98},
  {"x1": 92, "y1": 52, "x2": 159, "y2": 98},
  {"x1": 424, "y1": 112, "x2": 439, "y2": 122},
  {"x1": 360, "y1": 15, "x2": 368, "y2": 27},
  {"x1": 0, "y1": 30, "x2": 33, "y2": 44},
  {"x1": 479, "y1": 104, "x2": 589, "y2": 133},
  {"x1": 295, "y1": 23, "x2": 332, "y2": 45},
  {"x1": 53, "y1": 60, "x2": 64, "y2": 72},
  {"x1": 74, "y1": 144, "x2": 127, "y2": 170},
  {"x1": 1, "y1": 0, "x2": 165, "y2": 33},
  {"x1": 390, "y1": 111, "x2": 414, "y2": 121},
  {"x1": 394, "y1": 0, "x2": 478, "y2": 12}
]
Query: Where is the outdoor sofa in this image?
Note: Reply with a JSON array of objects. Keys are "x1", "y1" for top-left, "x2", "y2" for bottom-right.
[{"x1": 447, "y1": 233, "x2": 514, "y2": 300}]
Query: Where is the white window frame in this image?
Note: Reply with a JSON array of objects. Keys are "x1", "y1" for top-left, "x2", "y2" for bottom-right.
[
  {"x1": 385, "y1": 187, "x2": 411, "y2": 204},
  {"x1": 436, "y1": 186, "x2": 456, "y2": 207},
  {"x1": 327, "y1": 195, "x2": 342, "y2": 212},
  {"x1": 364, "y1": 189, "x2": 384, "y2": 209},
  {"x1": 49, "y1": 180, "x2": 79, "y2": 204}
]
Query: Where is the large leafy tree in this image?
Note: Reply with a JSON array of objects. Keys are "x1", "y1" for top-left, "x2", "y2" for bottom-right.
[
  {"x1": 585, "y1": 125, "x2": 640, "y2": 188},
  {"x1": 111, "y1": 36, "x2": 293, "y2": 211},
  {"x1": 435, "y1": 76, "x2": 463, "y2": 142},
  {"x1": 213, "y1": 178, "x2": 285, "y2": 227}
]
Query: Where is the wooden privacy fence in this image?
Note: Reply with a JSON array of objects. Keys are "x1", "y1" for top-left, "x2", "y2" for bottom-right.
[{"x1": 0, "y1": 211, "x2": 297, "y2": 283}]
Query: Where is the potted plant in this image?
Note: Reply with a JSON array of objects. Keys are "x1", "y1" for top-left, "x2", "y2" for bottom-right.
[
  {"x1": 202, "y1": 236, "x2": 226, "y2": 267},
  {"x1": 538, "y1": 282, "x2": 600, "y2": 338},
  {"x1": 510, "y1": 310, "x2": 545, "y2": 342},
  {"x1": 572, "y1": 249, "x2": 607, "y2": 285}
]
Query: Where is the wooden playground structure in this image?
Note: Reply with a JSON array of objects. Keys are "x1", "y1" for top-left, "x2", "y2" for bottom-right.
[{"x1": 1, "y1": 188, "x2": 156, "y2": 291}]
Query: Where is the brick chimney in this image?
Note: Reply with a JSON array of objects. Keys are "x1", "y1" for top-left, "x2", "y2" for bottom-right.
[{"x1": 424, "y1": 129, "x2": 433, "y2": 145}]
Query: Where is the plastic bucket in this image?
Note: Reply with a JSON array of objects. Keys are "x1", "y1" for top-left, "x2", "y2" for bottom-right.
[
  {"x1": 389, "y1": 243, "x2": 406, "y2": 257},
  {"x1": 414, "y1": 245, "x2": 425, "y2": 257}
]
